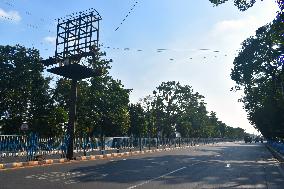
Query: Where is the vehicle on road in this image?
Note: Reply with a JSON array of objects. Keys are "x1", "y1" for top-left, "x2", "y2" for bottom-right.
[
  {"x1": 254, "y1": 136, "x2": 264, "y2": 143},
  {"x1": 244, "y1": 135, "x2": 252, "y2": 143}
]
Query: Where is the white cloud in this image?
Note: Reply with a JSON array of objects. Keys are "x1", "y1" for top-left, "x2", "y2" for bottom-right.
[
  {"x1": 209, "y1": 16, "x2": 263, "y2": 51},
  {"x1": 209, "y1": 0, "x2": 279, "y2": 51},
  {"x1": 212, "y1": 16, "x2": 258, "y2": 35},
  {"x1": 0, "y1": 8, "x2": 21, "y2": 22},
  {"x1": 44, "y1": 36, "x2": 56, "y2": 44}
]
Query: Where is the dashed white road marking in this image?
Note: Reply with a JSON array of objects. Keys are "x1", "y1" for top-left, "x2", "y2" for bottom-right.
[{"x1": 126, "y1": 166, "x2": 187, "y2": 189}]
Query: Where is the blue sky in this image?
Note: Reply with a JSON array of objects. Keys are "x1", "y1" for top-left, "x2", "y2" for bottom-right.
[{"x1": 0, "y1": 0, "x2": 279, "y2": 134}]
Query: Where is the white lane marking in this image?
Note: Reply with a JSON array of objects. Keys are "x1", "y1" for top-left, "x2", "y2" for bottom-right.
[
  {"x1": 38, "y1": 177, "x2": 47, "y2": 180},
  {"x1": 64, "y1": 180, "x2": 80, "y2": 185},
  {"x1": 145, "y1": 158, "x2": 154, "y2": 161},
  {"x1": 126, "y1": 166, "x2": 187, "y2": 189},
  {"x1": 25, "y1": 175, "x2": 35, "y2": 179}
]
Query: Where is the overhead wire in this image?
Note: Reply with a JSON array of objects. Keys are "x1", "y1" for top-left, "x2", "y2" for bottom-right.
[
  {"x1": 98, "y1": 43, "x2": 233, "y2": 63},
  {"x1": 114, "y1": 1, "x2": 139, "y2": 31},
  {"x1": 0, "y1": 0, "x2": 57, "y2": 51},
  {"x1": 1, "y1": 1, "x2": 236, "y2": 63}
]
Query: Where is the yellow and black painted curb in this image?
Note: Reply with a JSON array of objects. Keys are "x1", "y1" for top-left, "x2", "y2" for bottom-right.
[{"x1": 0, "y1": 144, "x2": 213, "y2": 171}]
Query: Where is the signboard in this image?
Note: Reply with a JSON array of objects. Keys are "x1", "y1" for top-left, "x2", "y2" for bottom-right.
[{"x1": 21, "y1": 123, "x2": 29, "y2": 131}]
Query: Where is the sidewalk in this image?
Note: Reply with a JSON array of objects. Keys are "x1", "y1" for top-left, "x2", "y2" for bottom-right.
[{"x1": 266, "y1": 144, "x2": 284, "y2": 162}]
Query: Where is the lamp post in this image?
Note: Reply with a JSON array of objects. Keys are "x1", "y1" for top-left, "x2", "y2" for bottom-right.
[
  {"x1": 152, "y1": 90, "x2": 160, "y2": 149},
  {"x1": 144, "y1": 96, "x2": 153, "y2": 151},
  {"x1": 164, "y1": 90, "x2": 173, "y2": 147},
  {"x1": 147, "y1": 102, "x2": 151, "y2": 151}
]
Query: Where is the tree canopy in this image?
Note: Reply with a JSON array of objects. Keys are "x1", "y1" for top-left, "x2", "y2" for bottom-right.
[
  {"x1": 0, "y1": 45, "x2": 54, "y2": 135},
  {"x1": 212, "y1": 0, "x2": 284, "y2": 138},
  {"x1": 209, "y1": 0, "x2": 283, "y2": 12},
  {"x1": 135, "y1": 81, "x2": 245, "y2": 139},
  {"x1": 231, "y1": 14, "x2": 284, "y2": 138},
  {"x1": 0, "y1": 45, "x2": 244, "y2": 139},
  {"x1": 209, "y1": 0, "x2": 258, "y2": 11}
]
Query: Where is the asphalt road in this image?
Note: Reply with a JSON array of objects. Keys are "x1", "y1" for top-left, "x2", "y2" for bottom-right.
[{"x1": 1, "y1": 142, "x2": 284, "y2": 189}]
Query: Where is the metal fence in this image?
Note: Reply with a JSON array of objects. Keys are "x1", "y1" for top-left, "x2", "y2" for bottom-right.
[{"x1": 0, "y1": 134, "x2": 226, "y2": 160}]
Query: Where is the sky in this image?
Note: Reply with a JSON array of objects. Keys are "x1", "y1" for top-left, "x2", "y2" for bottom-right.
[{"x1": 0, "y1": 0, "x2": 280, "y2": 134}]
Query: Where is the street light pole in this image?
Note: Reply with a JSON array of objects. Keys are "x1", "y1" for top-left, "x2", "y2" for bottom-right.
[{"x1": 146, "y1": 102, "x2": 151, "y2": 151}]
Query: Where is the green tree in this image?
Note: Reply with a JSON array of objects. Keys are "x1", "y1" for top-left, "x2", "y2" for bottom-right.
[
  {"x1": 0, "y1": 45, "x2": 53, "y2": 136},
  {"x1": 47, "y1": 107, "x2": 68, "y2": 136},
  {"x1": 209, "y1": 0, "x2": 280, "y2": 11},
  {"x1": 150, "y1": 81, "x2": 186, "y2": 138},
  {"x1": 231, "y1": 16, "x2": 284, "y2": 138},
  {"x1": 129, "y1": 103, "x2": 147, "y2": 137},
  {"x1": 140, "y1": 95, "x2": 157, "y2": 138},
  {"x1": 135, "y1": 81, "x2": 245, "y2": 139},
  {"x1": 210, "y1": 0, "x2": 283, "y2": 138},
  {"x1": 90, "y1": 77, "x2": 131, "y2": 137},
  {"x1": 52, "y1": 49, "x2": 131, "y2": 138}
]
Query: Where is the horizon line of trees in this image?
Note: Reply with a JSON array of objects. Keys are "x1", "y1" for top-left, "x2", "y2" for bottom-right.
[{"x1": 0, "y1": 44, "x2": 246, "y2": 139}]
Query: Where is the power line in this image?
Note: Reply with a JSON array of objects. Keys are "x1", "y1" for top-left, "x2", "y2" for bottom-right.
[{"x1": 114, "y1": 1, "x2": 139, "y2": 31}]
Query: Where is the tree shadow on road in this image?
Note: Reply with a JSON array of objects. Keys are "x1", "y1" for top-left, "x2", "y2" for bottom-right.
[{"x1": 65, "y1": 143, "x2": 284, "y2": 188}]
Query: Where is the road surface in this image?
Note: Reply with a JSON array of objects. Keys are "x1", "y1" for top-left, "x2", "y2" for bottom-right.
[{"x1": 1, "y1": 142, "x2": 283, "y2": 189}]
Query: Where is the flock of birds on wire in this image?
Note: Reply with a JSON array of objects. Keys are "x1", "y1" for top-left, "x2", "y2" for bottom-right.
[
  {"x1": 98, "y1": 43, "x2": 229, "y2": 62},
  {"x1": 0, "y1": 0, "x2": 232, "y2": 62},
  {"x1": 115, "y1": 1, "x2": 139, "y2": 31}
]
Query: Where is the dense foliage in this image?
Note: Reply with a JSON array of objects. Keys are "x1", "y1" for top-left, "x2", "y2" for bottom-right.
[
  {"x1": 209, "y1": 0, "x2": 283, "y2": 12},
  {"x1": 231, "y1": 15, "x2": 284, "y2": 138},
  {"x1": 134, "y1": 81, "x2": 245, "y2": 139},
  {"x1": 0, "y1": 45, "x2": 56, "y2": 136},
  {"x1": 210, "y1": 0, "x2": 284, "y2": 138},
  {"x1": 0, "y1": 45, "x2": 245, "y2": 139}
]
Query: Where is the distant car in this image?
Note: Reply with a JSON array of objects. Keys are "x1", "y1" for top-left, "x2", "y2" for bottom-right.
[
  {"x1": 254, "y1": 136, "x2": 265, "y2": 143},
  {"x1": 254, "y1": 137, "x2": 260, "y2": 143},
  {"x1": 244, "y1": 136, "x2": 252, "y2": 143}
]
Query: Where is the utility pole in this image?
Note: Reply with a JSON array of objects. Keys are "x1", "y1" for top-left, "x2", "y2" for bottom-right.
[
  {"x1": 42, "y1": 9, "x2": 102, "y2": 160},
  {"x1": 66, "y1": 80, "x2": 77, "y2": 159}
]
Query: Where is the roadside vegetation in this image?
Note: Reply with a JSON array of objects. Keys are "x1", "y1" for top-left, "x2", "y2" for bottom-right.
[
  {"x1": 0, "y1": 45, "x2": 244, "y2": 139},
  {"x1": 1, "y1": 0, "x2": 283, "y2": 140},
  {"x1": 209, "y1": 0, "x2": 283, "y2": 139}
]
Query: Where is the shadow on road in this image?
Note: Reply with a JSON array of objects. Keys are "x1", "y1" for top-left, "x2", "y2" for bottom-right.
[{"x1": 63, "y1": 143, "x2": 284, "y2": 188}]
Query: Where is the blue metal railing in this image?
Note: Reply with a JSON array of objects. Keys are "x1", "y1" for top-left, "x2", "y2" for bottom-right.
[{"x1": 0, "y1": 134, "x2": 225, "y2": 160}]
